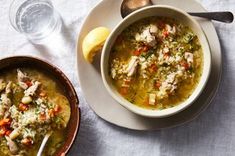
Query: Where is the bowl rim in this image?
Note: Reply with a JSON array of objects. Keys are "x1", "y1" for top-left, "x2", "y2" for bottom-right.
[
  {"x1": 101, "y1": 5, "x2": 211, "y2": 118},
  {"x1": 0, "y1": 55, "x2": 80, "y2": 155}
]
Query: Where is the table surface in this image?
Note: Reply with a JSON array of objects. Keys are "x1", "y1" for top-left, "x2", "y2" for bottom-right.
[{"x1": 0, "y1": 0, "x2": 235, "y2": 156}]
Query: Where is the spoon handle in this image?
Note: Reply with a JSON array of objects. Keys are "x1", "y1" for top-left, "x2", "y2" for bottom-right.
[
  {"x1": 188, "y1": 11, "x2": 234, "y2": 23},
  {"x1": 37, "y1": 132, "x2": 52, "y2": 156}
]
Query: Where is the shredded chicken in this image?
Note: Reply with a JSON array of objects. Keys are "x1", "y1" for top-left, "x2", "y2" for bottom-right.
[
  {"x1": 0, "y1": 93, "x2": 12, "y2": 118},
  {"x1": 126, "y1": 56, "x2": 139, "y2": 77},
  {"x1": 149, "y1": 24, "x2": 158, "y2": 34},
  {"x1": 0, "y1": 79, "x2": 6, "y2": 92},
  {"x1": 1, "y1": 94, "x2": 11, "y2": 108},
  {"x1": 135, "y1": 25, "x2": 157, "y2": 47},
  {"x1": 165, "y1": 24, "x2": 176, "y2": 34},
  {"x1": 24, "y1": 81, "x2": 41, "y2": 96},
  {"x1": 17, "y1": 69, "x2": 29, "y2": 90},
  {"x1": 5, "y1": 81, "x2": 12, "y2": 94}
]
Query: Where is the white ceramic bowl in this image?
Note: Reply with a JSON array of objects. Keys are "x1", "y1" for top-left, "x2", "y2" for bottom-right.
[{"x1": 101, "y1": 5, "x2": 211, "y2": 118}]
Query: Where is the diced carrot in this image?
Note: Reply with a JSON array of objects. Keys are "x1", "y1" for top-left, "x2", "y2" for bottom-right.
[
  {"x1": 0, "y1": 127, "x2": 12, "y2": 137},
  {"x1": 119, "y1": 87, "x2": 128, "y2": 95},
  {"x1": 142, "y1": 46, "x2": 149, "y2": 52},
  {"x1": 54, "y1": 104, "x2": 61, "y2": 114},
  {"x1": 163, "y1": 30, "x2": 169, "y2": 38},
  {"x1": 133, "y1": 46, "x2": 149, "y2": 56},
  {"x1": 0, "y1": 118, "x2": 11, "y2": 126},
  {"x1": 5, "y1": 130, "x2": 12, "y2": 136},
  {"x1": 144, "y1": 98, "x2": 149, "y2": 105},
  {"x1": 133, "y1": 50, "x2": 141, "y2": 56},
  {"x1": 48, "y1": 109, "x2": 55, "y2": 117},
  {"x1": 181, "y1": 61, "x2": 190, "y2": 70},
  {"x1": 25, "y1": 80, "x2": 32, "y2": 87},
  {"x1": 149, "y1": 64, "x2": 157, "y2": 73},
  {"x1": 164, "y1": 53, "x2": 170, "y2": 59},
  {"x1": 19, "y1": 103, "x2": 29, "y2": 111},
  {"x1": 39, "y1": 113, "x2": 47, "y2": 121},
  {"x1": 155, "y1": 82, "x2": 161, "y2": 88}
]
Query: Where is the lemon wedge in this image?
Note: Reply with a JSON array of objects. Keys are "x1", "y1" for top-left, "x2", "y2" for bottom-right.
[{"x1": 82, "y1": 27, "x2": 110, "y2": 63}]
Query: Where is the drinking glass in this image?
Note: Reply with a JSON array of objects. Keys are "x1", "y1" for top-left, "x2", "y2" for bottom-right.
[{"x1": 9, "y1": 0, "x2": 62, "y2": 43}]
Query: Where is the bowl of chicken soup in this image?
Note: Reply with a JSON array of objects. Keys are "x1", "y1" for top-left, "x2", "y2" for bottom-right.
[
  {"x1": 101, "y1": 5, "x2": 211, "y2": 118},
  {"x1": 0, "y1": 56, "x2": 80, "y2": 155}
]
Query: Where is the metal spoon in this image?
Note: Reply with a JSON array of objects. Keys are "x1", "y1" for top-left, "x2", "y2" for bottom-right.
[
  {"x1": 37, "y1": 131, "x2": 52, "y2": 156},
  {"x1": 121, "y1": 0, "x2": 234, "y2": 23}
]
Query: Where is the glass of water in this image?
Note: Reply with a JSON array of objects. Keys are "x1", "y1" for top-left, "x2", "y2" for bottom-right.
[{"x1": 9, "y1": 0, "x2": 62, "y2": 43}]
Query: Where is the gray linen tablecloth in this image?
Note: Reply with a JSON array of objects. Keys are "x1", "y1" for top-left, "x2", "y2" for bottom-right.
[{"x1": 0, "y1": 0, "x2": 235, "y2": 155}]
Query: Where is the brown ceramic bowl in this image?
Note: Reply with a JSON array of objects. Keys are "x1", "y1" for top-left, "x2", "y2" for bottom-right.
[{"x1": 0, "y1": 56, "x2": 80, "y2": 156}]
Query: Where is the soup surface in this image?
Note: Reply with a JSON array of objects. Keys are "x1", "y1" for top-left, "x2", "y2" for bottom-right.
[
  {"x1": 0, "y1": 68, "x2": 71, "y2": 156},
  {"x1": 109, "y1": 17, "x2": 203, "y2": 110}
]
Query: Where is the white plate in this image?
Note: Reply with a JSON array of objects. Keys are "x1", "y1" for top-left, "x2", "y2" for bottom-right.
[{"x1": 76, "y1": 0, "x2": 222, "y2": 130}]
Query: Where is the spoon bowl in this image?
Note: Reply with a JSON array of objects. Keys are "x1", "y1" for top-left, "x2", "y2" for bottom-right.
[
  {"x1": 121, "y1": 0, "x2": 153, "y2": 18},
  {"x1": 121, "y1": 0, "x2": 234, "y2": 23}
]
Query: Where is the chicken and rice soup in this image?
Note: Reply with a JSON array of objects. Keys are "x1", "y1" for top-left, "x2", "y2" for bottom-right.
[
  {"x1": 109, "y1": 17, "x2": 203, "y2": 110},
  {"x1": 0, "y1": 68, "x2": 71, "y2": 156}
]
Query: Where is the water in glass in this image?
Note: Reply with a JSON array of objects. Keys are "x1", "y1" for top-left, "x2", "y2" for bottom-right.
[{"x1": 10, "y1": 0, "x2": 62, "y2": 43}]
